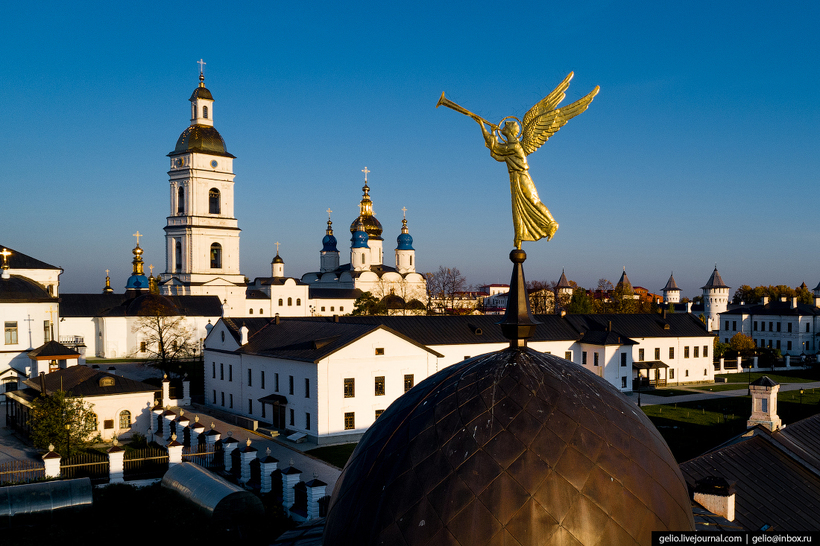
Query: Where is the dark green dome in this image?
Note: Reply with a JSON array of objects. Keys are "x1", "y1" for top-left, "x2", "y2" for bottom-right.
[
  {"x1": 190, "y1": 86, "x2": 213, "y2": 101},
  {"x1": 170, "y1": 125, "x2": 235, "y2": 158}
]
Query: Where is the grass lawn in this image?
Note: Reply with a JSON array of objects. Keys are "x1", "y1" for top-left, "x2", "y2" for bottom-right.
[
  {"x1": 643, "y1": 389, "x2": 820, "y2": 463},
  {"x1": 306, "y1": 443, "x2": 358, "y2": 469},
  {"x1": 715, "y1": 369, "x2": 820, "y2": 384},
  {"x1": 640, "y1": 389, "x2": 693, "y2": 397},
  {"x1": 687, "y1": 384, "x2": 753, "y2": 392}
]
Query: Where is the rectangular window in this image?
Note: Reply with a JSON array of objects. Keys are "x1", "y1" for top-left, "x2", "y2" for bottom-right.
[
  {"x1": 620, "y1": 353, "x2": 627, "y2": 367},
  {"x1": 305, "y1": 378, "x2": 310, "y2": 398},
  {"x1": 704, "y1": 345, "x2": 708, "y2": 358},
  {"x1": 248, "y1": 399, "x2": 253, "y2": 414},
  {"x1": 788, "y1": 340, "x2": 792, "y2": 350},
  {"x1": 375, "y1": 376, "x2": 385, "y2": 396},
  {"x1": 593, "y1": 353, "x2": 599, "y2": 366},
  {"x1": 788, "y1": 322, "x2": 793, "y2": 333},
  {"x1": 670, "y1": 369, "x2": 675, "y2": 379},
  {"x1": 565, "y1": 351, "x2": 572, "y2": 360},
  {"x1": 261, "y1": 371, "x2": 265, "y2": 389},
  {"x1": 220, "y1": 363, "x2": 224, "y2": 380},
  {"x1": 777, "y1": 322, "x2": 781, "y2": 332},
  {"x1": 684, "y1": 346, "x2": 690, "y2": 358},
  {"x1": 213, "y1": 390, "x2": 216, "y2": 404},
  {"x1": 344, "y1": 378, "x2": 355, "y2": 398},
  {"x1": 229, "y1": 394, "x2": 233, "y2": 408},
  {"x1": 375, "y1": 409, "x2": 384, "y2": 420},
  {"x1": 776, "y1": 340, "x2": 781, "y2": 350},
  {"x1": 212, "y1": 362, "x2": 216, "y2": 379},
  {"x1": 344, "y1": 412, "x2": 355, "y2": 430},
  {"x1": 724, "y1": 321, "x2": 729, "y2": 331},
  {"x1": 621, "y1": 377, "x2": 627, "y2": 389},
  {"x1": 140, "y1": 341, "x2": 147, "y2": 352},
  {"x1": 754, "y1": 321, "x2": 758, "y2": 331},
  {"x1": 321, "y1": 306, "x2": 325, "y2": 312},
  {"x1": 262, "y1": 405, "x2": 266, "y2": 418},
  {"x1": 655, "y1": 348, "x2": 660, "y2": 360},
  {"x1": 769, "y1": 322, "x2": 773, "y2": 332},
  {"x1": 221, "y1": 392, "x2": 225, "y2": 406},
  {"x1": 638, "y1": 349, "x2": 645, "y2": 361},
  {"x1": 290, "y1": 409, "x2": 294, "y2": 426},
  {"x1": 808, "y1": 323, "x2": 811, "y2": 333},
  {"x1": 275, "y1": 373, "x2": 279, "y2": 392},
  {"x1": 104, "y1": 420, "x2": 114, "y2": 430},
  {"x1": 685, "y1": 370, "x2": 689, "y2": 377},
  {"x1": 289, "y1": 376, "x2": 294, "y2": 395},
  {"x1": 669, "y1": 347, "x2": 674, "y2": 359},
  {"x1": 306, "y1": 413, "x2": 311, "y2": 430},
  {"x1": 762, "y1": 398, "x2": 768, "y2": 412},
  {"x1": 44, "y1": 320, "x2": 51, "y2": 343},
  {"x1": 404, "y1": 374, "x2": 414, "y2": 393},
  {"x1": 732, "y1": 321, "x2": 736, "y2": 331},
  {"x1": 582, "y1": 352, "x2": 587, "y2": 365},
  {"x1": 4, "y1": 322, "x2": 17, "y2": 345},
  {"x1": 375, "y1": 348, "x2": 385, "y2": 356},
  {"x1": 248, "y1": 369, "x2": 252, "y2": 387},
  {"x1": 694, "y1": 346, "x2": 699, "y2": 358},
  {"x1": 229, "y1": 365, "x2": 232, "y2": 382}
]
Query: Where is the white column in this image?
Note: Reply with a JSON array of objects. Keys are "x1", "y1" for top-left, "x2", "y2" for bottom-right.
[
  {"x1": 167, "y1": 435, "x2": 184, "y2": 466},
  {"x1": 306, "y1": 476, "x2": 327, "y2": 520},
  {"x1": 163, "y1": 408, "x2": 176, "y2": 441},
  {"x1": 108, "y1": 442, "x2": 125, "y2": 483},
  {"x1": 753, "y1": 356, "x2": 758, "y2": 369},
  {"x1": 238, "y1": 439, "x2": 257, "y2": 484},
  {"x1": 222, "y1": 435, "x2": 239, "y2": 472},
  {"x1": 182, "y1": 378, "x2": 191, "y2": 406},
  {"x1": 151, "y1": 406, "x2": 163, "y2": 435},
  {"x1": 259, "y1": 448, "x2": 278, "y2": 494},
  {"x1": 204, "y1": 424, "x2": 221, "y2": 449},
  {"x1": 737, "y1": 356, "x2": 742, "y2": 371},
  {"x1": 162, "y1": 375, "x2": 171, "y2": 407},
  {"x1": 282, "y1": 463, "x2": 302, "y2": 511},
  {"x1": 719, "y1": 358, "x2": 724, "y2": 372},
  {"x1": 785, "y1": 355, "x2": 791, "y2": 368},
  {"x1": 42, "y1": 446, "x2": 61, "y2": 479}
]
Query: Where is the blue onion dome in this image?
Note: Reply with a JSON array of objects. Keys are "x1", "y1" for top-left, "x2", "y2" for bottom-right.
[
  {"x1": 351, "y1": 219, "x2": 369, "y2": 249},
  {"x1": 396, "y1": 217, "x2": 414, "y2": 251},
  {"x1": 125, "y1": 274, "x2": 149, "y2": 290},
  {"x1": 322, "y1": 217, "x2": 338, "y2": 252}
]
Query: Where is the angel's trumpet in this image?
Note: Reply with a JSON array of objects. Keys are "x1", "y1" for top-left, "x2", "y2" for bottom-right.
[{"x1": 436, "y1": 92, "x2": 499, "y2": 131}]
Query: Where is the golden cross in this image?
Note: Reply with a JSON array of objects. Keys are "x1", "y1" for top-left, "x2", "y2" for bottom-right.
[
  {"x1": 361, "y1": 166, "x2": 370, "y2": 182},
  {"x1": 0, "y1": 248, "x2": 11, "y2": 268},
  {"x1": 402, "y1": 206, "x2": 407, "y2": 219},
  {"x1": 326, "y1": 208, "x2": 332, "y2": 220},
  {"x1": 47, "y1": 306, "x2": 56, "y2": 323},
  {"x1": 133, "y1": 231, "x2": 142, "y2": 245},
  {"x1": 105, "y1": 269, "x2": 110, "y2": 277},
  {"x1": 197, "y1": 59, "x2": 206, "y2": 74},
  {"x1": 149, "y1": 264, "x2": 154, "y2": 275},
  {"x1": 275, "y1": 241, "x2": 280, "y2": 253}
]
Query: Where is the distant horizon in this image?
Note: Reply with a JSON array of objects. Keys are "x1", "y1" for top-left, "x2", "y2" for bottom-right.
[{"x1": 4, "y1": 2, "x2": 817, "y2": 298}]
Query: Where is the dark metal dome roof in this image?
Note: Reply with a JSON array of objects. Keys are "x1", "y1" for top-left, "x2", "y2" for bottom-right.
[
  {"x1": 189, "y1": 86, "x2": 214, "y2": 101},
  {"x1": 125, "y1": 293, "x2": 179, "y2": 316},
  {"x1": 325, "y1": 347, "x2": 694, "y2": 545},
  {"x1": 0, "y1": 275, "x2": 55, "y2": 302},
  {"x1": 170, "y1": 125, "x2": 235, "y2": 158},
  {"x1": 350, "y1": 215, "x2": 383, "y2": 240}
]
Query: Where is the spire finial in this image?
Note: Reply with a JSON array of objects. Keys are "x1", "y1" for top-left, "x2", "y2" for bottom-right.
[
  {"x1": 275, "y1": 241, "x2": 281, "y2": 255},
  {"x1": 197, "y1": 59, "x2": 206, "y2": 85},
  {"x1": 361, "y1": 166, "x2": 370, "y2": 183},
  {"x1": 133, "y1": 231, "x2": 142, "y2": 246}
]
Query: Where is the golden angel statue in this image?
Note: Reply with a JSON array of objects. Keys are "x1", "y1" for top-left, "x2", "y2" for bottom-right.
[{"x1": 437, "y1": 73, "x2": 599, "y2": 248}]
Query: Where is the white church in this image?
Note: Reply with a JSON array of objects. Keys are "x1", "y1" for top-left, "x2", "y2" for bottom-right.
[{"x1": 157, "y1": 71, "x2": 426, "y2": 317}]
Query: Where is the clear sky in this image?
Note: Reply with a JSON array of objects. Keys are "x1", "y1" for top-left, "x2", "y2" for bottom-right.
[{"x1": 2, "y1": 1, "x2": 818, "y2": 299}]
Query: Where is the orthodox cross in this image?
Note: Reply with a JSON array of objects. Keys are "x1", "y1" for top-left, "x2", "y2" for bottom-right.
[
  {"x1": 361, "y1": 166, "x2": 370, "y2": 182},
  {"x1": 402, "y1": 206, "x2": 407, "y2": 219},
  {"x1": 47, "y1": 307, "x2": 56, "y2": 342},
  {"x1": 105, "y1": 269, "x2": 110, "y2": 277},
  {"x1": 149, "y1": 264, "x2": 154, "y2": 275},
  {"x1": 133, "y1": 231, "x2": 142, "y2": 246},
  {"x1": 24, "y1": 314, "x2": 34, "y2": 349},
  {"x1": 275, "y1": 242, "x2": 281, "y2": 254},
  {"x1": 0, "y1": 248, "x2": 11, "y2": 268},
  {"x1": 326, "y1": 208, "x2": 332, "y2": 220},
  {"x1": 197, "y1": 59, "x2": 206, "y2": 75}
]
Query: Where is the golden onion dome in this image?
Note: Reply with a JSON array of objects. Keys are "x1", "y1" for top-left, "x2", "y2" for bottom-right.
[
  {"x1": 349, "y1": 181, "x2": 383, "y2": 239},
  {"x1": 170, "y1": 125, "x2": 234, "y2": 158}
]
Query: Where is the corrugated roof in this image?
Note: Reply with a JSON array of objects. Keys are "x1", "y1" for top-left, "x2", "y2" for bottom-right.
[
  {"x1": 60, "y1": 293, "x2": 222, "y2": 317},
  {"x1": 22, "y1": 366, "x2": 157, "y2": 397},
  {"x1": 28, "y1": 341, "x2": 80, "y2": 359},
  {"x1": 702, "y1": 267, "x2": 729, "y2": 290},
  {"x1": 719, "y1": 300, "x2": 820, "y2": 318},
  {"x1": 662, "y1": 274, "x2": 680, "y2": 292},
  {"x1": 0, "y1": 245, "x2": 60, "y2": 270},
  {"x1": 308, "y1": 287, "x2": 364, "y2": 300}
]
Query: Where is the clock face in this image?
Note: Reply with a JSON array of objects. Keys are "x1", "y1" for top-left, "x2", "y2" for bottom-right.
[
  {"x1": 175, "y1": 158, "x2": 184, "y2": 167},
  {"x1": 210, "y1": 160, "x2": 218, "y2": 168}
]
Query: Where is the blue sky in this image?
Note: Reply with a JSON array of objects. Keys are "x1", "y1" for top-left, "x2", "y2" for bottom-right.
[{"x1": 2, "y1": 1, "x2": 818, "y2": 299}]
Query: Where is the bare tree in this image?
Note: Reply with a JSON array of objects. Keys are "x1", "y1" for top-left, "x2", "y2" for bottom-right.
[
  {"x1": 131, "y1": 299, "x2": 198, "y2": 377},
  {"x1": 424, "y1": 266, "x2": 467, "y2": 315},
  {"x1": 527, "y1": 280, "x2": 555, "y2": 315}
]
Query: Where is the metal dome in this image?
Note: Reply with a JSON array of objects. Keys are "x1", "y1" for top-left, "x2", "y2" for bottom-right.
[
  {"x1": 325, "y1": 347, "x2": 694, "y2": 545},
  {"x1": 171, "y1": 125, "x2": 234, "y2": 157}
]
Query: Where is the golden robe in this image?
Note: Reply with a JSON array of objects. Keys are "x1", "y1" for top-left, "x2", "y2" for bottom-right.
[{"x1": 487, "y1": 135, "x2": 558, "y2": 247}]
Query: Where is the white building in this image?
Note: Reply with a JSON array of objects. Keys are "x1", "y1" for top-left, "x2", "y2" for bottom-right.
[
  {"x1": 204, "y1": 313, "x2": 714, "y2": 444},
  {"x1": 703, "y1": 267, "x2": 730, "y2": 332},
  {"x1": 718, "y1": 293, "x2": 820, "y2": 356}
]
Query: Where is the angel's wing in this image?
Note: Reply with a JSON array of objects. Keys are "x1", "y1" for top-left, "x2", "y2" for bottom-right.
[{"x1": 521, "y1": 82, "x2": 600, "y2": 156}]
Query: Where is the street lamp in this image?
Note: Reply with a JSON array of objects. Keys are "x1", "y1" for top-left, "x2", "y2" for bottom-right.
[{"x1": 800, "y1": 389, "x2": 804, "y2": 405}]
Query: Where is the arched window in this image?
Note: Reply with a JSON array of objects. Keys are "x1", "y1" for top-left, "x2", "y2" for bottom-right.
[
  {"x1": 119, "y1": 410, "x2": 131, "y2": 429},
  {"x1": 209, "y1": 189, "x2": 220, "y2": 214},
  {"x1": 278, "y1": 299, "x2": 283, "y2": 306},
  {"x1": 296, "y1": 298, "x2": 301, "y2": 306},
  {"x1": 288, "y1": 297, "x2": 292, "y2": 306},
  {"x1": 362, "y1": 254, "x2": 365, "y2": 264},
  {"x1": 259, "y1": 308, "x2": 263, "y2": 314},
  {"x1": 203, "y1": 105, "x2": 209, "y2": 119},
  {"x1": 210, "y1": 243, "x2": 222, "y2": 269},
  {"x1": 249, "y1": 309, "x2": 253, "y2": 314},
  {"x1": 91, "y1": 413, "x2": 98, "y2": 430},
  {"x1": 177, "y1": 186, "x2": 185, "y2": 214},
  {"x1": 175, "y1": 240, "x2": 182, "y2": 273},
  {"x1": 410, "y1": 255, "x2": 413, "y2": 266}
]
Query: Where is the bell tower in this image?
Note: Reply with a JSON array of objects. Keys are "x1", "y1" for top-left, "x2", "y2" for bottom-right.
[{"x1": 159, "y1": 62, "x2": 245, "y2": 315}]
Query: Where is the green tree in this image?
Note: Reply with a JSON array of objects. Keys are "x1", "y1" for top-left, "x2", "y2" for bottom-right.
[
  {"x1": 796, "y1": 284, "x2": 813, "y2": 304},
  {"x1": 29, "y1": 390, "x2": 97, "y2": 456},
  {"x1": 729, "y1": 332, "x2": 755, "y2": 355},
  {"x1": 713, "y1": 337, "x2": 730, "y2": 359},
  {"x1": 351, "y1": 291, "x2": 386, "y2": 316},
  {"x1": 131, "y1": 297, "x2": 198, "y2": 377},
  {"x1": 566, "y1": 288, "x2": 593, "y2": 314}
]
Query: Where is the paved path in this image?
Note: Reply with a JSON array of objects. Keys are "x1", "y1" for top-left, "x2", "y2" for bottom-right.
[
  {"x1": 626, "y1": 381, "x2": 820, "y2": 407},
  {"x1": 0, "y1": 405, "x2": 41, "y2": 464}
]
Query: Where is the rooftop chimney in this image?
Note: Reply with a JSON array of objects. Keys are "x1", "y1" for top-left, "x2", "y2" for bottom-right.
[
  {"x1": 240, "y1": 326, "x2": 249, "y2": 345},
  {"x1": 693, "y1": 477, "x2": 736, "y2": 522},
  {"x1": 762, "y1": 296, "x2": 769, "y2": 305},
  {"x1": 791, "y1": 297, "x2": 797, "y2": 309}
]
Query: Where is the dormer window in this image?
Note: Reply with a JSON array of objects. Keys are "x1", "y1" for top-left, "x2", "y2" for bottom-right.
[
  {"x1": 99, "y1": 377, "x2": 115, "y2": 387},
  {"x1": 203, "y1": 105, "x2": 209, "y2": 119}
]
